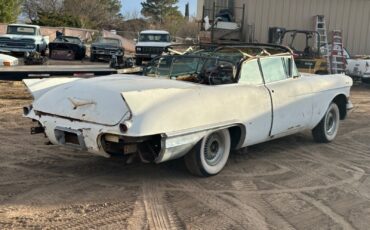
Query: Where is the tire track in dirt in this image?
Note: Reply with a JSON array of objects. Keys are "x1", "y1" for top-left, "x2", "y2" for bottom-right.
[
  {"x1": 246, "y1": 195, "x2": 296, "y2": 230},
  {"x1": 222, "y1": 161, "x2": 291, "y2": 178},
  {"x1": 294, "y1": 145, "x2": 370, "y2": 201},
  {"x1": 158, "y1": 165, "x2": 364, "y2": 196},
  {"x1": 1, "y1": 202, "x2": 135, "y2": 230},
  {"x1": 126, "y1": 196, "x2": 148, "y2": 230},
  {"x1": 142, "y1": 179, "x2": 184, "y2": 230},
  {"x1": 164, "y1": 175, "x2": 269, "y2": 229},
  {"x1": 262, "y1": 180, "x2": 356, "y2": 230}
]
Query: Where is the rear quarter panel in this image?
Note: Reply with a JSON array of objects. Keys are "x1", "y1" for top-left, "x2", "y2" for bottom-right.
[{"x1": 121, "y1": 83, "x2": 272, "y2": 146}]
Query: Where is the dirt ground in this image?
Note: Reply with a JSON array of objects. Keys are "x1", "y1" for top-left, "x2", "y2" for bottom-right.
[{"x1": 0, "y1": 80, "x2": 369, "y2": 230}]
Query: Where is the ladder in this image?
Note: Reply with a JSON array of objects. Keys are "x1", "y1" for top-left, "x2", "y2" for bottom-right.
[
  {"x1": 314, "y1": 15, "x2": 331, "y2": 73},
  {"x1": 330, "y1": 30, "x2": 346, "y2": 74}
]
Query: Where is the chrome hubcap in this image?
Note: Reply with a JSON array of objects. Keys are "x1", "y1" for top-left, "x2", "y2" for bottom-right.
[
  {"x1": 325, "y1": 109, "x2": 337, "y2": 136},
  {"x1": 204, "y1": 133, "x2": 225, "y2": 166}
]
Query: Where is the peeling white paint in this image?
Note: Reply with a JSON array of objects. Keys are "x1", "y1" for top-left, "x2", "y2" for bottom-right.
[{"x1": 23, "y1": 69, "x2": 353, "y2": 163}]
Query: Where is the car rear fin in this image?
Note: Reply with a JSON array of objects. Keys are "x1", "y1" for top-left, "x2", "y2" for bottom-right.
[{"x1": 23, "y1": 78, "x2": 80, "y2": 100}]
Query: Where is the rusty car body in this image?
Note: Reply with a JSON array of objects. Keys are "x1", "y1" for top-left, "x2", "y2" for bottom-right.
[
  {"x1": 90, "y1": 37, "x2": 124, "y2": 62},
  {"x1": 23, "y1": 44, "x2": 353, "y2": 176},
  {"x1": 49, "y1": 36, "x2": 86, "y2": 60}
]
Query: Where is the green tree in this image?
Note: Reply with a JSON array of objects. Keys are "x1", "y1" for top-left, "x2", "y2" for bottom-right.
[
  {"x1": 0, "y1": 0, "x2": 23, "y2": 23},
  {"x1": 35, "y1": 11, "x2": 81, "y2": 27},
  {"x1": 141, "y1": 0, "x2": 181, "y2": 24},
  {"x1": 23, "y1": 0, "x2": 123, "y2": 29},
  {"x1": 161, "y1": 4, "x2": 186, "y2": 37}
]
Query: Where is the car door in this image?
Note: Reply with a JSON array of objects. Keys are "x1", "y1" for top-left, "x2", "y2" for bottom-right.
[
  {"x1": 260, "y1": 56, "x2": 313, "y2": 136},
  {"x1": 238, "y1": 58, "x2": 272, "y2": 146}
]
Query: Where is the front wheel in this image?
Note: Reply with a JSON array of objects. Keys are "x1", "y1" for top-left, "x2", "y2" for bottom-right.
[
  {"x1": 184, "y1": 129, "x2": 231, "y2": 177},
  {"x1": 135, "y1": 57, "x2": 142, "y2": 66},
  {"x1": 90, "y1": 54, "x2": 96, "y2": 62},
  {"x1": 312, "y1": 103, "x2": 340, "y2": 143}
]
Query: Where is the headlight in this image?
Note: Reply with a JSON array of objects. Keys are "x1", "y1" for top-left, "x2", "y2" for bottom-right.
[
  {"x1": 136, "y1": 47, "x2": 141, "y2": 51},
  {"x1": 0, "y1": 43, "x2": 6, "y2": 47}
]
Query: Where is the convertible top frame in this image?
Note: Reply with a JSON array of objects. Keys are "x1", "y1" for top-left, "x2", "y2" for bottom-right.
[
  {"x1": 165, "y1": 43, "x2": 293, "y2": 59},
  {"x1": 146, "y1": 43, "x2": 295, "y2": 85}
]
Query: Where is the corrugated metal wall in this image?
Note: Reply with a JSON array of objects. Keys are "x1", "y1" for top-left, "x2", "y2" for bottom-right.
[
  {"x1": 239, "y1": 0, "x2": 370, "y2": 55},
  {"x1": 199, "y1": 0, "x2": 370, "y2": 55}
]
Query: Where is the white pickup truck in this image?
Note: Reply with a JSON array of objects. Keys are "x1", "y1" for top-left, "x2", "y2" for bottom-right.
[
  {"x1": 135, "y1": 30, "x2": 171, "y2": 65},
  {"x1": 0, "y1": 24, "x2": 49, "y2": 55},
  {"x1": 346, "y1": 57, "x2": 370, "y2": 84}
]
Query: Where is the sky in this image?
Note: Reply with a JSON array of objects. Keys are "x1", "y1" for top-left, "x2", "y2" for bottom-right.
[{"x1": 121, "y1": 0, "x2": 197, "y2": 18}]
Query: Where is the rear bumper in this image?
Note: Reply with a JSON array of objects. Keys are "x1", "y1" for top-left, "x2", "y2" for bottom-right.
[
  {"x1": 25, "y1": 110, "x2": 201, "y2": 163},
  {"x1": 40, "y1": 115, "x2": 113, "y2": 157}
]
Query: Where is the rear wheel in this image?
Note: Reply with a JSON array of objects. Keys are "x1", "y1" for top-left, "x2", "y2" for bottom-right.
[
  {"x1": 185, "y1": 129, "x2": 231, "y2": 177},
  {"x1": 312, "y1": 103, "x2": 340, "y2": 143}
]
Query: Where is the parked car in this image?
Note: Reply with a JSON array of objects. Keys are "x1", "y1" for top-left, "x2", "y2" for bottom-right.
[
  {"x1": 135, "y1": 30, "x2": 172, "y2": 65},
  {"x1": 90, "y1": 37, "x2": 124, "y2": 62},
  {"x1": 49, "y1": 36, "x2": 86, "y2": 60},
  {"x1": 0, "y1": 24, "x2": 49, "y2": 55},
  {"x1": 22, "y1": 44, "x2": 353, "y2": 177}
]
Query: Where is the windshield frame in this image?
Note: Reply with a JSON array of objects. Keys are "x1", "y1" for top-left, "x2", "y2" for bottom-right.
[
  {"x1": 97, "y1": 37, "x2": 121, "y2": 46},
  {"x1": 144, "y1": 54, "x2": 237, "y2": 85}
]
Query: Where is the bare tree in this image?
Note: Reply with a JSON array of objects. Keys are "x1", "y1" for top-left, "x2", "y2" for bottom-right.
[{"x1": 23, "y1": 0, "x2": 63, "y2": 22}]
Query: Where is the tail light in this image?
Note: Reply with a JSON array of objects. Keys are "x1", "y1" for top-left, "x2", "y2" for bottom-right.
[{"x1": 119, "y1": 121, "x2": 132, "y2": 133}]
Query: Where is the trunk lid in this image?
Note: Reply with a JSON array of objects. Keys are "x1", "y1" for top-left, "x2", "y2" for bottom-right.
[{"x1": 33, "y1": 75, "x2": 198, "y2": 126}]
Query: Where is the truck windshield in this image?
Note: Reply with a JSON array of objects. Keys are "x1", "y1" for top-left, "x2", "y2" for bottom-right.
[
  {"x1": 99, "y1": 38, "x2": 120, "y2": 46},
  {"x1": 139, "y1": 34, "x2": 170, "y2": 42},
  {"x1": 7, "y1": 26, "x2": 36, "y2": 35}
]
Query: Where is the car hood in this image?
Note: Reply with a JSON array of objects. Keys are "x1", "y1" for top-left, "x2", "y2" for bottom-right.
[
  {"x1": 0, "y1": 34, "x2": 36, "y2": 41},
  {"x1": 136, "y1": 42, "x2": 172, "y2": 47},
  {"x1": 92, "y1": 43, "x2": 121, "y2": 49},
  {"x1": 30, "y1": 75, "x2": 199, "y2": 126}
]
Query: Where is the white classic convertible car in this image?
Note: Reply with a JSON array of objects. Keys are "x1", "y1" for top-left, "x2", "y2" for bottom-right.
[{"x1": 23, "y1": 44, "x2": 353, "y2": 176}]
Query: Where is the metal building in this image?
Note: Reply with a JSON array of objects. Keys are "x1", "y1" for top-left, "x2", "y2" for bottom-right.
[{"x1": 197, "y1": 0, "x2": 370, "y2": 55}]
